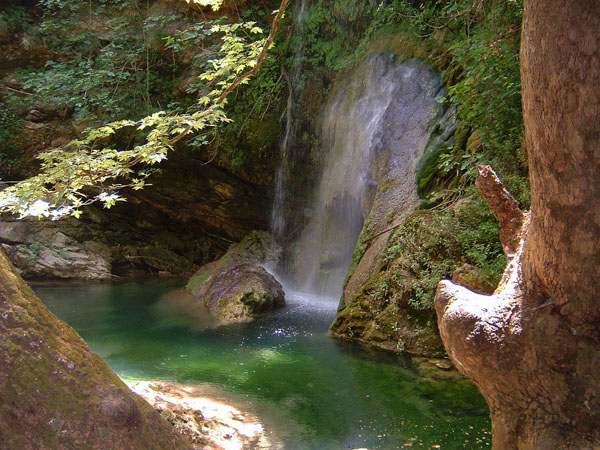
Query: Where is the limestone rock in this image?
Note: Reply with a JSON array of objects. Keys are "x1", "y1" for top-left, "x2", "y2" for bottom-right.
[
  {"x1": 0, "y1": 221, "x2": 112, "y2": 280},
  {"x1": 130, "y1": 381, "x2": 277, "y2": 450},
  {"x1": 329, "y1": 57, "x2": 453, "y2": 357},
  {"x1": 187, "y1": 230, "x2": 282, "y2": 297},
  {"x1": 186, "y1": 231, "x2": 284, "y2": 323},
  {"x1": 331, "y1": 300, "x2": 446, "y2": 358},
  {"x1": 201, "y1": 263, "x2": 285, "y2": 322}
]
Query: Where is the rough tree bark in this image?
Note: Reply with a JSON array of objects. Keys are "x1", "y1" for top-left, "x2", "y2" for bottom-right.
[
  {"x1": 0, "y1": 248, "x2": 192, "y2": 449},
  {"x1": 435, "y1": 1, "x2": 600, "y2": 449}
]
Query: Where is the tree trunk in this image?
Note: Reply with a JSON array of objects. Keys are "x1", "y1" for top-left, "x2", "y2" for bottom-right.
[
  {"x1": 0, "y1": 249, "x2": 192, "y2": 449},
  {"x1": 435, "y1": 1, "x2": 600, "y2": 448}
]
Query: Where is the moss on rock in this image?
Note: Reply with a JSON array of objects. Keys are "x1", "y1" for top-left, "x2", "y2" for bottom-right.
[
  {"x1": 185, "y1": 231, "x2": 284, "y2": 323},
  {"x1": 204, "y1": 263, "x2": 285, "y2": 322},
  {"x1": 331, "y1": 192, "x2": 505, "y2": 358},
  {"x1": 0, "y1": 248, "x2": 192, "y2": 449}
]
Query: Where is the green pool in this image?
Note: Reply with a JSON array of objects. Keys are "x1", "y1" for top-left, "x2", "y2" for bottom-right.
[{"x1": 35, "y1": 279, "x2": 491, "y2": 449}]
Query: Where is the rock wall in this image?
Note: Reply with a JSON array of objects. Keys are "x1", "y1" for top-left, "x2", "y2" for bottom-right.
[
  {"x1": 0, "y1": 248, "x2": 192, "y2": 449},
  {"x1": 329, "y1": 59, "x2": 457, "y2": 357},
  {"x1": 0, "y1": 221, "x2": 112, "y2": 280}
]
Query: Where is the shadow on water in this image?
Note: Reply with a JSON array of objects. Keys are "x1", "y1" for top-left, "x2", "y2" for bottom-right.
[{"x1": 35, "y1": 279, "x2": 491, "y2": 449}]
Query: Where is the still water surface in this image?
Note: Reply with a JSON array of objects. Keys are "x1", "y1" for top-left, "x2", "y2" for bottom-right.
[{"x1": 35, "y1": 279, "x2": 490, "y2": 449}]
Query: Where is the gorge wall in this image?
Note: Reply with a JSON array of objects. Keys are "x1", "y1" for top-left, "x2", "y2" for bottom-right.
[
  {"x1": 0, "y1": 0, "x2": 525, "y2": 359},
  {"x1": 0, "y1": 0, "x2": 281, "y2": 279},
  {"x1": 272, "y1": 47, "x2": 457, "y2": 356},
  {"x1": 270, "y1": 0, "x2": 523, "y2": 357}
]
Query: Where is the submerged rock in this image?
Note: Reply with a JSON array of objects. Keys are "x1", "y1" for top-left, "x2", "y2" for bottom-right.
[
  {"x1": 130, "y1": 381, "x2": 277, "y2": 450},
  {"x1": 186, "y1": 231, "x2": 285, "y2": 323}
]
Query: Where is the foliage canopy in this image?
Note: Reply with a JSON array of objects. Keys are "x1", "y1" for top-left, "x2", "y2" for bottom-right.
[{"x1": 0, "y1": 0, "x2": 288, "y2": 219}]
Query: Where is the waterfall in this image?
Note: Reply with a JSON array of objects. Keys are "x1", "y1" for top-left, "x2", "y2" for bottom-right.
[
  {"x1": 270, "y1": 0, "x2": 309, "y2": 240},
  {"x1": 272, "y1": 46, "x2": 443, "y2": 299},
  {"x1": 289, "y1": 53, "x2": 398, "y2": 296}
]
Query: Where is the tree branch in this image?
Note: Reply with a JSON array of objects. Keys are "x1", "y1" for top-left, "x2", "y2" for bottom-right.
[
  {"x1": 217, "y1": 0, "x2": 289, "y2": 104},
  {"x1": 157, "y1": 0, "x2": 289, "y2": 147},
  {"x1": 475, "y1": 164, "x2": 524, "y2": 258}
]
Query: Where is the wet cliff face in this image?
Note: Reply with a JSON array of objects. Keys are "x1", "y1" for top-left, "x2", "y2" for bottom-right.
[
  {"x1": 277, "y1": 55, "x2": 446, "y2": 300},
  {"x1": 277, "y1": 51, "x2": 452, "y2": 356},
  {"x1": 324, "y1": 57, "x2": 449, "y2": 356},
  {"x1": 323, "y1": 56, "x2": 502, "y2": 357}
]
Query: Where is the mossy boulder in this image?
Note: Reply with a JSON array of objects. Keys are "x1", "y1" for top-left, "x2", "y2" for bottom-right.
[
  {"x1": 222, "y1": 230, "x2": 282, "y2": 267},
  {"x1": 186, "y1": 231, "x2": 284, "y2": 323},
  {"x1": 201, "y1": 263, "x2": 285, "y2": 323},
  {"x1": 186, "y1": 260, "x2": 222, "y2": 298},
  {"x1": 331, "y1": 301, "x2": 445, "y2": 356},
  {"x1": 186, "y1": 230, "x2": 281, "y2": 296}
]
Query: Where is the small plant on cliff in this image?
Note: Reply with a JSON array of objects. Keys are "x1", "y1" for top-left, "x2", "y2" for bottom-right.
[
  {"x1": 412, "y1": 0, "x2": 526, "y2": 203},
  {"x1": 378, "y1": 191, "x2": 504, "y2": 315}
]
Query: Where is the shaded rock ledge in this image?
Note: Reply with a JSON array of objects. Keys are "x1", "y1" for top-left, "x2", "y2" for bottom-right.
[{"x1": 0, "y1": 220, "x2": 112, "y2": 280}]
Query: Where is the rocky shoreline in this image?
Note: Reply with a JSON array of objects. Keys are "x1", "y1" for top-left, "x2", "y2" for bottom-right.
[{"x1": 129, "y1": 381, "x2": 278, "y2": 450}]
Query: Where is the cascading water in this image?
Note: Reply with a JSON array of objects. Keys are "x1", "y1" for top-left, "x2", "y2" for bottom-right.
[
  {"x1": 273, "y1": 52, "x2": 444, "y2": 299},
  {"x1": 270, "y1": 0, "x2": 310, "y2": 240},
  {"x1": 291, "y1": 53, "x2": 403, "y2": 297}
]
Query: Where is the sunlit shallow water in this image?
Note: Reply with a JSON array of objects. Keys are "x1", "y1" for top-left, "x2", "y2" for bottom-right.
[{"x1": 35, "y1": 279, "x2": 491, "y2": 449}]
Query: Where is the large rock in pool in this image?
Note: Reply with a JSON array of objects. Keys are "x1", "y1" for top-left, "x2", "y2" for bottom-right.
[
  {"x1": 186, "y1": 231, "x2": 285, "y2": 323},
  {"x1": 192, "y1": 263, "x2": 285, "y2": 323}
]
